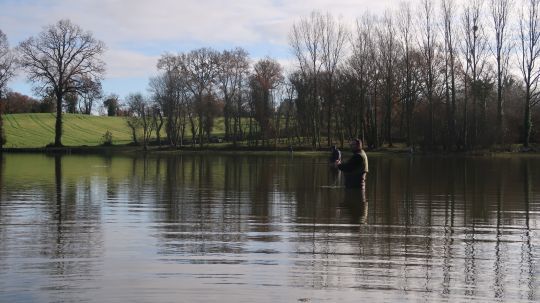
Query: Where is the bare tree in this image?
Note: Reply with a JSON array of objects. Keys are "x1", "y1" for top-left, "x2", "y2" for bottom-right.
[
  {"x1": 216, "y1": 48, "x2": 250, "y2": 142},
  {"x1": 78, "y1": 76, "x2": 103, "y2": 115},
  {"x1": 152, "y1": 53, "x2": 188, "y2": 147},
  {"x1": 418, "y1": 0, "x2": 440, "y2": 149},
  {"x1": 251, "y1": 58, "x2": 284, "y2": 146},
  {"x1": 18, "y1": 19, "x2": 105, "y2": 146},
  {"x1": 519, "y1": 0, "x2": 540, "y2": 148},
  {"x1": 378, "y1": 10, "x2": 398, "y2": 147},
  {"x1": 490, "y1": 0, "x2": 513, "y2": 145},
  {"x1": 0, "y1": 29, "x2": 16, "y2": 147},
  {"x1": 150, "y1": 104, "x2": 164, "y2": 146},
  {"x1": 397, "y1": 3, "x2": 414, "y2": 147},
  {"x1": 351, "y1": 12, "x2": 378, "y2": 147},
  {"x1": 290, "y1": 11, "x2": 325, "y2": 148},
  {"x1": 127, "y1": 93, "x2": 154, "y2": 151},
  {"x1": 441, "y1": 0, "x2": 459, "y2": 149},
  {"x1": 0, "y1": 30, "x2": 15, "y2": 99},
  {"x1": 231, "y1": 60, "x2": 251, "y2": 146},
  {"x1": 321, "y1": 13, "x2": 349, "y2": 146},
  {"x1": 461, "y1": 0, "x2": 489, "y2": 148},
  {"x1": 181, "y1": 48, "x2": 219, "y2": 147},
  {"x1": 282, "y1": 80, "x2": 297, "y2": 145}
]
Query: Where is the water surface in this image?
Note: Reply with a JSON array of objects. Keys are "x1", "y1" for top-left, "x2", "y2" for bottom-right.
[{"x1": 0, "y1": 153, "x2": 539, "y2": 302}]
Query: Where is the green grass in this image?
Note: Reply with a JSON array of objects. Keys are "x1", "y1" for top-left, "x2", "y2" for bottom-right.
[
  {"x1": 3, "y1": 113, "x2": 134, "y2": 148},
  {"x1": 2, "y1": 113, "x2": 233, "y2": 148}
]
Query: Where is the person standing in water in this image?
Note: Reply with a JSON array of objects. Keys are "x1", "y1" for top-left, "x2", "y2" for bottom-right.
[{"x1": 335, "y1": 138, "x2": 369, "y2": 189}]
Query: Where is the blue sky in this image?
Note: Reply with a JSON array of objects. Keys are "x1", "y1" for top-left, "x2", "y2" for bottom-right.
[{"x1": 1, "y1": 0, "x2": 395, "y2": 101}]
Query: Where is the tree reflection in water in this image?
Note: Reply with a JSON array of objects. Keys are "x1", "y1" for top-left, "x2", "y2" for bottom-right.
[{"x1": 0, "y1": 153, "x2": 538, "y2": 302}]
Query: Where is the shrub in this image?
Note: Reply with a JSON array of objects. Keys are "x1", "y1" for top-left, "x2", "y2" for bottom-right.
[{"x1": 101, "y1": 130, "x2": 113, "y2": 146}]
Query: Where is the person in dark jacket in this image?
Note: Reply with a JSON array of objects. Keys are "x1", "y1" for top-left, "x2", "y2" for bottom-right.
[{"x1": 335, "y1": 138, "x2": 369, "y2": 189}]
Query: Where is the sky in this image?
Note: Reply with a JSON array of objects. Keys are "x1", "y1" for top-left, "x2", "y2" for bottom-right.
[{"x1": 0, "y1": 0, "x2": 397, "y2": 100}]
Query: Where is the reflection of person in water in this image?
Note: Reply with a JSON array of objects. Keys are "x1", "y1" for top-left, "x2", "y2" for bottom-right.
[
  {"x1": 343, "y1": 188, "x2": 368, "y2": 224},
  {"x1": 335, "y1": 138, "x2": 369, "y2": 189}
]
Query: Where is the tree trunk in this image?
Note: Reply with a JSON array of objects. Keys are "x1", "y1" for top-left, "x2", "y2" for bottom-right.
[
  {"x1": 248, "y1": 116, "x2": 253, "y2": 146},
  {"x1": 233, "y1": 117, "x2": 238, "y2": 147},
  {"x1": 263, "y1": 89, "x2": 270, "y2": 146},
  {"x1": 445, "y1": 59, "x2": 451, "y2": 150},
  {"x1": 463, "y1": 84, "x2": 469, "y2": 150},
  {"x1": 285, "y1": 104, "x2": 291, "y2": 145},
  {"x1": 130, "y1": 125, "x2": 138, "y2": 145},
  {"x1": 472, "y1": 80, "x2": 478, "y2": 147},
  {"x1": 386, "y1": 85, "x2": 393, "y2": 147},
  {"x1": 198, "y1": 95, "x2": 204, "y2": 148},
  {"x1": 224, "y1": 104, "x2": 230, "y2": 141},
  {"x1": 524, "y1": 87, "x2": 532, "y2": 148},
  {"x1": 406, "y1": 96, "x2": 413, "y2": 147},
  {"x1": 55, "y1": 93, "x2": 63, "y2": 147},
  {"x1": 189, "y1": 116, "x2": 197, "y2": 146},
  {"x1": 373, "y1": 84, "x2": 379, "y2": 148},
  {"x1": 429, "y1": 93, "x2": 434, "y2": 149},
  {"x1": 0, "y1": 91, "x2": 4, "y2": 148},
  {"x1": 496, "y1": 72, "x2": 504, "y2": 145},
  {"x1": 156, "y1": 118, "x2": 163, "y2": 147},
  {"x1": 450, "y1": 58, "x2": 457, "y2": 150},
  {"x1": 327, "y1": 102, "x2": 332, "y2": 147}
]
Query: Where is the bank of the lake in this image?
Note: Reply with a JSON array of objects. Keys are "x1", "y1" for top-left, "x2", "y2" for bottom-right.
[
  {"x1": 2, "y1": 143, "x2": 540, "y2": 160},
  {"x1": 3, "y1": 113, "x2": 539, "y2": 155}
]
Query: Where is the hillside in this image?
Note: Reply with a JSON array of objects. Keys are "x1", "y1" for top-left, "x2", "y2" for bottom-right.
[
  {"x1": 2, "y1": 113, "x2": 134, "y2": 148},
  {"x1": 2, "y1": 113, "x2": 228, "y2": 148}
]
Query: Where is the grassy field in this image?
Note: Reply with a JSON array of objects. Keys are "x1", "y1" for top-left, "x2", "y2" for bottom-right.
[
  {"x1": 2, "y1": 113, "x2": 232, "y2": 148},
  {"x1": 3, "y1": 113, "x2": 135, "y2": 148}
]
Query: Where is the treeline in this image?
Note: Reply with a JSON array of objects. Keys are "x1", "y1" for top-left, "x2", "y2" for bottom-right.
[
  {"x1": 133, "y1": 0, "x2": 540, "y2": 151},
  {"x1": 2, "y1": 0, "x2": 540, "y2": 150},
  {"x1": 0, "y1": 92, "x2": 47, "y2": 113},
  {"x1": 293, "y1": 0, "x2": 539, "y2": 150},
  {"x1": 135, "y1": 48, "x2": 285, "y2": 150},
  {"x1": 0, "y1": 91, "x2": 126, "y2": 117}
]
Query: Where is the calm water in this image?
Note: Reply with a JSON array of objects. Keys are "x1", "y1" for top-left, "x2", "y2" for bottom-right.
[{"x1": 0, "y1": 153, "x2": 539, "y2": 302}]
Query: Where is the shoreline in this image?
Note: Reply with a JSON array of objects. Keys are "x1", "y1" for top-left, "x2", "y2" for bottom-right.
[{"x1": 1, "y1": 144, "x2": 539, "y2": 157}]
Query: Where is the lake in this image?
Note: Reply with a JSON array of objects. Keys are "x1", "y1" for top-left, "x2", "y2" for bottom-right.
[{"x1": 0, "y1": 153, "x2": 539, "y2": 302}]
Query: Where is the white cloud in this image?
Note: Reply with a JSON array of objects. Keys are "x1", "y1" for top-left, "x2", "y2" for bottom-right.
[
  {"x1": 103, "y1": 49, "x2": 159, "y2": 78},
  {"x1": 0, "y1": 0, "x2": 416, "y2": 96},
  {"x1": 0, "y1": 0, "x2": 400, "y2": 46}
]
